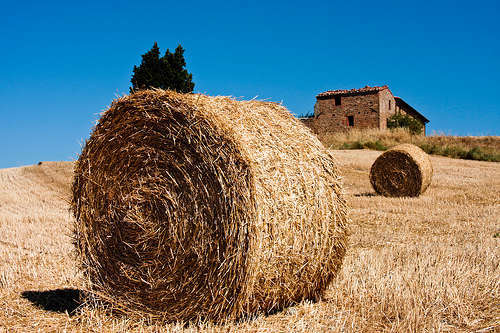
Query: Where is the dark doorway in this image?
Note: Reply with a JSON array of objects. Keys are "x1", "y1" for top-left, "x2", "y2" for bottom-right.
[
  {"x1": 334, "y1": 96, "x2": 341, "y2": 105},
  {"x1": 347, "y1": 115, "x2": 354, "y2": 127}
]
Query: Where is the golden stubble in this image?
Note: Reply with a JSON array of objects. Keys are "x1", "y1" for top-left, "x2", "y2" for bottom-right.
[{"x1": 0, "y1": 150, "x2": 498, "y2": 332}]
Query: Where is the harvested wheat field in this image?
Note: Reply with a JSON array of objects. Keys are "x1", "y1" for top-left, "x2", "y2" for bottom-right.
[{"x1": 0, "y1": 152, "x2": 499, "y2": 332}]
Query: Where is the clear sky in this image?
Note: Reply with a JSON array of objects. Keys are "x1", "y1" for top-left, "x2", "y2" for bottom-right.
[{"x1": 1, "y1": 0, "x2": 499, "y2": 168}]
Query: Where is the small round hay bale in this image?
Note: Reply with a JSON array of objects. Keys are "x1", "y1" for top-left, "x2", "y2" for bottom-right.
[
  {"x1": 71, "y1": 89, "x2": 348, "y2": 322},
  {"x1": 369, "y1": 143, "x2": 433, "y2": 197}
]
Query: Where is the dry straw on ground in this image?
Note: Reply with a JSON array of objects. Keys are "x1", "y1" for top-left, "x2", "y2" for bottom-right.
[
  {"x1": 71, "y1": 89, "x2": 349, "y2": 323},
  {"x1": 369, "y1": 143, "x2": 433, "y2": 197}
]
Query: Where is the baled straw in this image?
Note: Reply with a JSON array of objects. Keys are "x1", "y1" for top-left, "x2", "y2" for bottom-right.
[
  {"x1": 72, "y1": 89, "x2": 348, "y2": 322},
  {"x1": 369, "y1": 144, "x2": 433, "y2": 197}
]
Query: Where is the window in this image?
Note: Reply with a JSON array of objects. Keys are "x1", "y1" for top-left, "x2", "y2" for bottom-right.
[
  {"x1": 388, "y1": 100, "x2": 392, "y2": 110},
  {"x1": 347, "y1": 115, "x2": 354, "y2": 127},
  {"x1": 334, "y1": 96, "x2": 341, "y2": 105}
]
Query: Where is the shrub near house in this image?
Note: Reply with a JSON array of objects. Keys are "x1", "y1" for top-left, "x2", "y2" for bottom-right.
[{"x1": 387, "y1": 113, "x2": 423, "y2": 134}]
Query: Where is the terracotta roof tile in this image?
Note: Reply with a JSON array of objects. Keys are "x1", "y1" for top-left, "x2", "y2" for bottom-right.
[{"x1": 317, "y1": 85, "x2": 389, "y2": 98}]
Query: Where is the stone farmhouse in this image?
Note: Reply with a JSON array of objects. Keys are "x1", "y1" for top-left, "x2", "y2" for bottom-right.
[{"x1": 301, "y1": 85, "x2": 429, "y2": 135}]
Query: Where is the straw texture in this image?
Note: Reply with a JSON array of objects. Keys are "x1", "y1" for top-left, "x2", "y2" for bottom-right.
[
  {"x1": 71, "y1": 89, "x2": 348, "y2": 322},
  {"x1": 369, "y1": 144, "x2": 433, "y2": 197}
]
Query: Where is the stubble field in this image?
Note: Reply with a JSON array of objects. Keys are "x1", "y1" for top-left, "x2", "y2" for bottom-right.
[{"x1": 0, "y1": 151, "x2": 498, "y2": 332}]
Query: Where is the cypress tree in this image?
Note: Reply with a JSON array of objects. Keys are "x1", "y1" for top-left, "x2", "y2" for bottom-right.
[{"x1": 130, "y1": 42, "x2": 194, "y2": 93}]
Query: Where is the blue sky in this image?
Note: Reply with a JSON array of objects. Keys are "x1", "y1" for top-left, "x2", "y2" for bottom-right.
[{"x1": 1, "y1": 0, "x2": 499, "y2": 168}]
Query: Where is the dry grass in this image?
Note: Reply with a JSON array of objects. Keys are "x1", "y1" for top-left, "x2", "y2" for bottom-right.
[
  {"x1": 321, "y1": 128, "x2": 500, "y2": 162},
  {"x1": 0, "y1": 152, "x2": 498, "y2": 332}
]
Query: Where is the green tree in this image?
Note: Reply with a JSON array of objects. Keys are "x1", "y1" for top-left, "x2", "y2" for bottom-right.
[
  {"x1": 387, "y1": 113, "x2": 424, "y2": 135},
  {"x1": 130, "y1": 42, "x2": 194, "y2": 93}
]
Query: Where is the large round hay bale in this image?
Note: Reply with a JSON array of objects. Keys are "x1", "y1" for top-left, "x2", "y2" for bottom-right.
[
  {"x1": 71, "y1": 89, "x2": 348, "y2": 322},
  {"x1": 369, "y1": 143, "x2": 433, "y2": 197}
]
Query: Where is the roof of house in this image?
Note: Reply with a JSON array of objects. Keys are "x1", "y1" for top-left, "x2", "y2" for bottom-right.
[
  {"x1": 316, "y1": 85, "x2": 390, "y2": 98},
  {"x1": 394, "y1": 97, "x2": 429, "y2": 124}
]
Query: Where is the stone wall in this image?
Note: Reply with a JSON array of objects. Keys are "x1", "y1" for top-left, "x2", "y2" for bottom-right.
[
  {"x1": 306, "y1": 92, "x2": 380, "y2": 134},
  {"x1": 299, "y1": 117, "x2": 316, "y2": 131},
  {"x1": 378, "y1": 89, "x2": 396, "y2": 130}
]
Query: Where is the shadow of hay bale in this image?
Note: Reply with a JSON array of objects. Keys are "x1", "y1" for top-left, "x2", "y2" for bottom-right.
[
  {"x1": 21, "y1": 288, "x2": 82, "y2": 315},
  {"x1": 353, "y1": 192, "x2": 377, "y2": 197}
]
